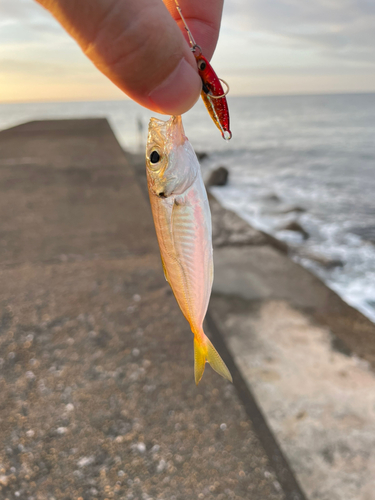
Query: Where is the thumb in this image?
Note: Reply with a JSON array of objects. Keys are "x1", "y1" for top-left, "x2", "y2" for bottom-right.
[{"x1": 35, "y1": 0, "x2": 202, "y2": 115}]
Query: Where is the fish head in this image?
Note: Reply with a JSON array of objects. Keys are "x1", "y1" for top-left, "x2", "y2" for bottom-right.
[{"x1": 146, "y1": 116, "x2": 198, "y2": 198}]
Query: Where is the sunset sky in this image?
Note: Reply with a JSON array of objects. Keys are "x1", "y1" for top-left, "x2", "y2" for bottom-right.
[{"x1": 1, "y1": 0, "x2": 375, "y2": 102}]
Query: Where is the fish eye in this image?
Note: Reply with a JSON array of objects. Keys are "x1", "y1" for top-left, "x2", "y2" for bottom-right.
[
  {"x1": 150, "y1": 150, "x2": 160, "y2": 164},
  {"x1": 198, "y1": 60, "x2": 206, "y2": 71}
]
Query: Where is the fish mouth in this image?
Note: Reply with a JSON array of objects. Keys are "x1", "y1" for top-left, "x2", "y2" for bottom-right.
[
  {"x1": 148, "y1": 115, "x2": 186, "y2": 147},
  {"x1": 170, "y1": 115, "x2": 185, "y2": 144}
]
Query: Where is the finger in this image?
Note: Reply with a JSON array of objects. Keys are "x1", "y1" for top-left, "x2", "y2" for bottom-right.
[
  {"x1": 35, "y1": 0, "x2": 203, "y2": 115},
  {"x1": 164, "y1": 0, "x2": 224, "y2": 59}
]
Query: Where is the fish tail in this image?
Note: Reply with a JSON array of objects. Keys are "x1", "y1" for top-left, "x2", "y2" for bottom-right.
[{"x1": 194, "y1": 332, "x2": 232, "y2": 385}]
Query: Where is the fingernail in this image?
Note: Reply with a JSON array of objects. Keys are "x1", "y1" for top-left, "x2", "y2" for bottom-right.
[{"x1": 148, "y1": 58, "x2": 201, "y2": 115}]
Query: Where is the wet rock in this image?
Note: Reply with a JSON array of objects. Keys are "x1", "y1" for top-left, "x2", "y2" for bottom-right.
[
  {"x1": 298, "y1": 250, "x2": 343, "y2": 269},
  {"x1": 261, "y1": 233, "x2": 288, "y2": 254},
  {"x1": 281, "y1": 221, "x2": 309, "y2": 240},
  {"x1": 210, "y1": 195, "x2": 268, "y2": 247},
  {"x1": 206, "y1": 166, "x2": 229, "y2": 187},
  {"x1": 263, "y1": 194, "x2": 281, "y2": 203},
  {"x1": 277, "y1": 205, "x2": 306, "y2": 214},
  {"x1": 210, "y1": 194, "x2": 288, "y2": 253},
  {"x1": 315, "y1": 257, "x2": 343, "y2": 269},
  {"x1": 349, "y1": 225, "x2": 375, "y2": 244},
  {"x1": 196, "y1": 152, "x2": 208, "y2": 161}
]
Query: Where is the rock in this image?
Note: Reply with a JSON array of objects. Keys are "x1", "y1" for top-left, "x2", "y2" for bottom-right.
[
  {"x1": 196, "y1": 152, "x2": 208, "y2": 161},
  {"x1": 209, "y1": 194, "x2": 289, "y2": 253},
  {"x1": 209, "y1": 195, "x2": 268, "y2": 247},
  {"x1": 297, "y1": 250, "x2": 343, "y2": 269},
  {"x1": 206, "y1": 166, "x2": 229, "y2": 187},
  {"x1": 136, "y1": 442, "x2": 146, "y2": 453},
  {"x1": 78, "y1": 455, "x2": 95, "y2": 468},
  {"x1": 261, "y1": 233, "x2": 289, "y2": 254},
  {"x1": 281, "y1": 221, "x2": 309, "y2": 240},
  {"x1": 156, "y1": 459, "x2": 167, "y2": 473},
  {"x1": 56, "y1": 427, "x2": 68, "y2": 435},
  {"x1": 349, "y1": 225, "x2": 375, "y2": 244},
  {"x1": 277, "y1": 205, "x2": 306, "y2": 214},
  {"x1": 263, "y1": 194, "x2": 281, "y2": 203},
  {"x1": 0, "y1": 475, "x2": 9, "y2": 487},
  {"x1": 322, "y1": 258, "x2": 343, "y2": 269}
]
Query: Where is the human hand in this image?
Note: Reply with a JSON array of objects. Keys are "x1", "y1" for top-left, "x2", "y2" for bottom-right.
[{"x1": 35, "y1": 0, "x2": 224, "y2": 115}]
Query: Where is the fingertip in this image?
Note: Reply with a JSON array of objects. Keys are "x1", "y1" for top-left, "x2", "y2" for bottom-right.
[{"x1": 147, "y1": 58, "x2": 202, "y2": 115}]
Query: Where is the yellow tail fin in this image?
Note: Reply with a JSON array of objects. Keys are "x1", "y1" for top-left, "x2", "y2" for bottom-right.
[{"x1": 194, "y1": 334, "x2": 232, "y2": 385}]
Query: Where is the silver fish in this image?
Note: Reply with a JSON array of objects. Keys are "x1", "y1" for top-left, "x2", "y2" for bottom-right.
[{"x1": 145, "y1": 115, "x2": 232, "y2": 384}]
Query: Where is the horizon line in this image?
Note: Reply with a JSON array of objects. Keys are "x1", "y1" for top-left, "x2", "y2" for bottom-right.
[{"x1": 1, "y1": 90, "x2": 375, "y2": 106}]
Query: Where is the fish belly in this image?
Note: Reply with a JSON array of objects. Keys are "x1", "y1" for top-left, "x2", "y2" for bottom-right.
[{"x1": 149, "y1": 173, "x2": 213, "y2": 335}]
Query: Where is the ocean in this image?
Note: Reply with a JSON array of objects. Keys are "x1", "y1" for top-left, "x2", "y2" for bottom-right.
[{"x1": 1, "y1": 94, "x2": 375, "y2": 322}]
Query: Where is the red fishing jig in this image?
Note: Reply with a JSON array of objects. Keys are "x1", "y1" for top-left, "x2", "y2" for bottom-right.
[{"x1": 175, "y1": 1, "x2": 232, "y2": 140}]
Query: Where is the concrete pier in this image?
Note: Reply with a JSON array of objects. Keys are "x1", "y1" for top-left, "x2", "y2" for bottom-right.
[
  {"x1": 0, "y1": 119, "x2": 292, "y2": 500},
  {"x1": 1, "y1": 118, "x2": 375, "y2": 500},
  {"x1": 133, "y1": 144, "x2": 375, "y2": 500}
]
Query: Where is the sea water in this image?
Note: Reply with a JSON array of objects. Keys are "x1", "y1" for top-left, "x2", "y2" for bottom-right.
[{"x1": 1, "y1": 94, "x2": 374, "y2": 321}]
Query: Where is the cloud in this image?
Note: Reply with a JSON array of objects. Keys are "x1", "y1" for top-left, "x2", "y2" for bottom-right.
[
  {"x1": 1, "y1": 0, "x2": 53, "y2": 24},
  {"x1": 223, "y1": 0, "x2": 375, "y2": 64},
  {"x1": 0, "y1": 0, "x2": 65, "y2": 41},
  {"x1": 1, "y1": 0, "x2": 374, "y2": 100}
]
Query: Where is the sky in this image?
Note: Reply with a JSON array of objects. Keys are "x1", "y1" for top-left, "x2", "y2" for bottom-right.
[{"x1": 1, "y1": 0, "x2": 375, "y2": 102}]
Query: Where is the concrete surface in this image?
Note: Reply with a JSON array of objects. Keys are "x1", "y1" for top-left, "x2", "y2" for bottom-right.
[
  {"x1": 0, "y1": 119, "x2": 289, "y2": 500},
  {"x1": 207, "y1": 197, "x2": 375, "y2": 500},
  {"x1": 132, "y1": 142, "x2": 375, "y2": 500},
  {"x1": 3, "y1": 117, "x2": 374, "y2": 500},
  {"x1": 210, "y1": 297, "x2": 375, "y2": 500}
]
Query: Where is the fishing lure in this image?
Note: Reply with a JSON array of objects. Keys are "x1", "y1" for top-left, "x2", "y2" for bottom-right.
[{"x1": 174, "y1": 1, "x2": 232, "y2": 140}]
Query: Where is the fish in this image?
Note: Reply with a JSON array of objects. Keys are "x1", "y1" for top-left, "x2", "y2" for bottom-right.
[{"x1": 146, "y1": 115, "x2": 232, "y2": 385}]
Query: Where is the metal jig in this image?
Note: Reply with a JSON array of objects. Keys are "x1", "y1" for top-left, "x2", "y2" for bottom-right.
[{"x1": 173, "y1": 0, "x2": 232, "y2": 140}]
